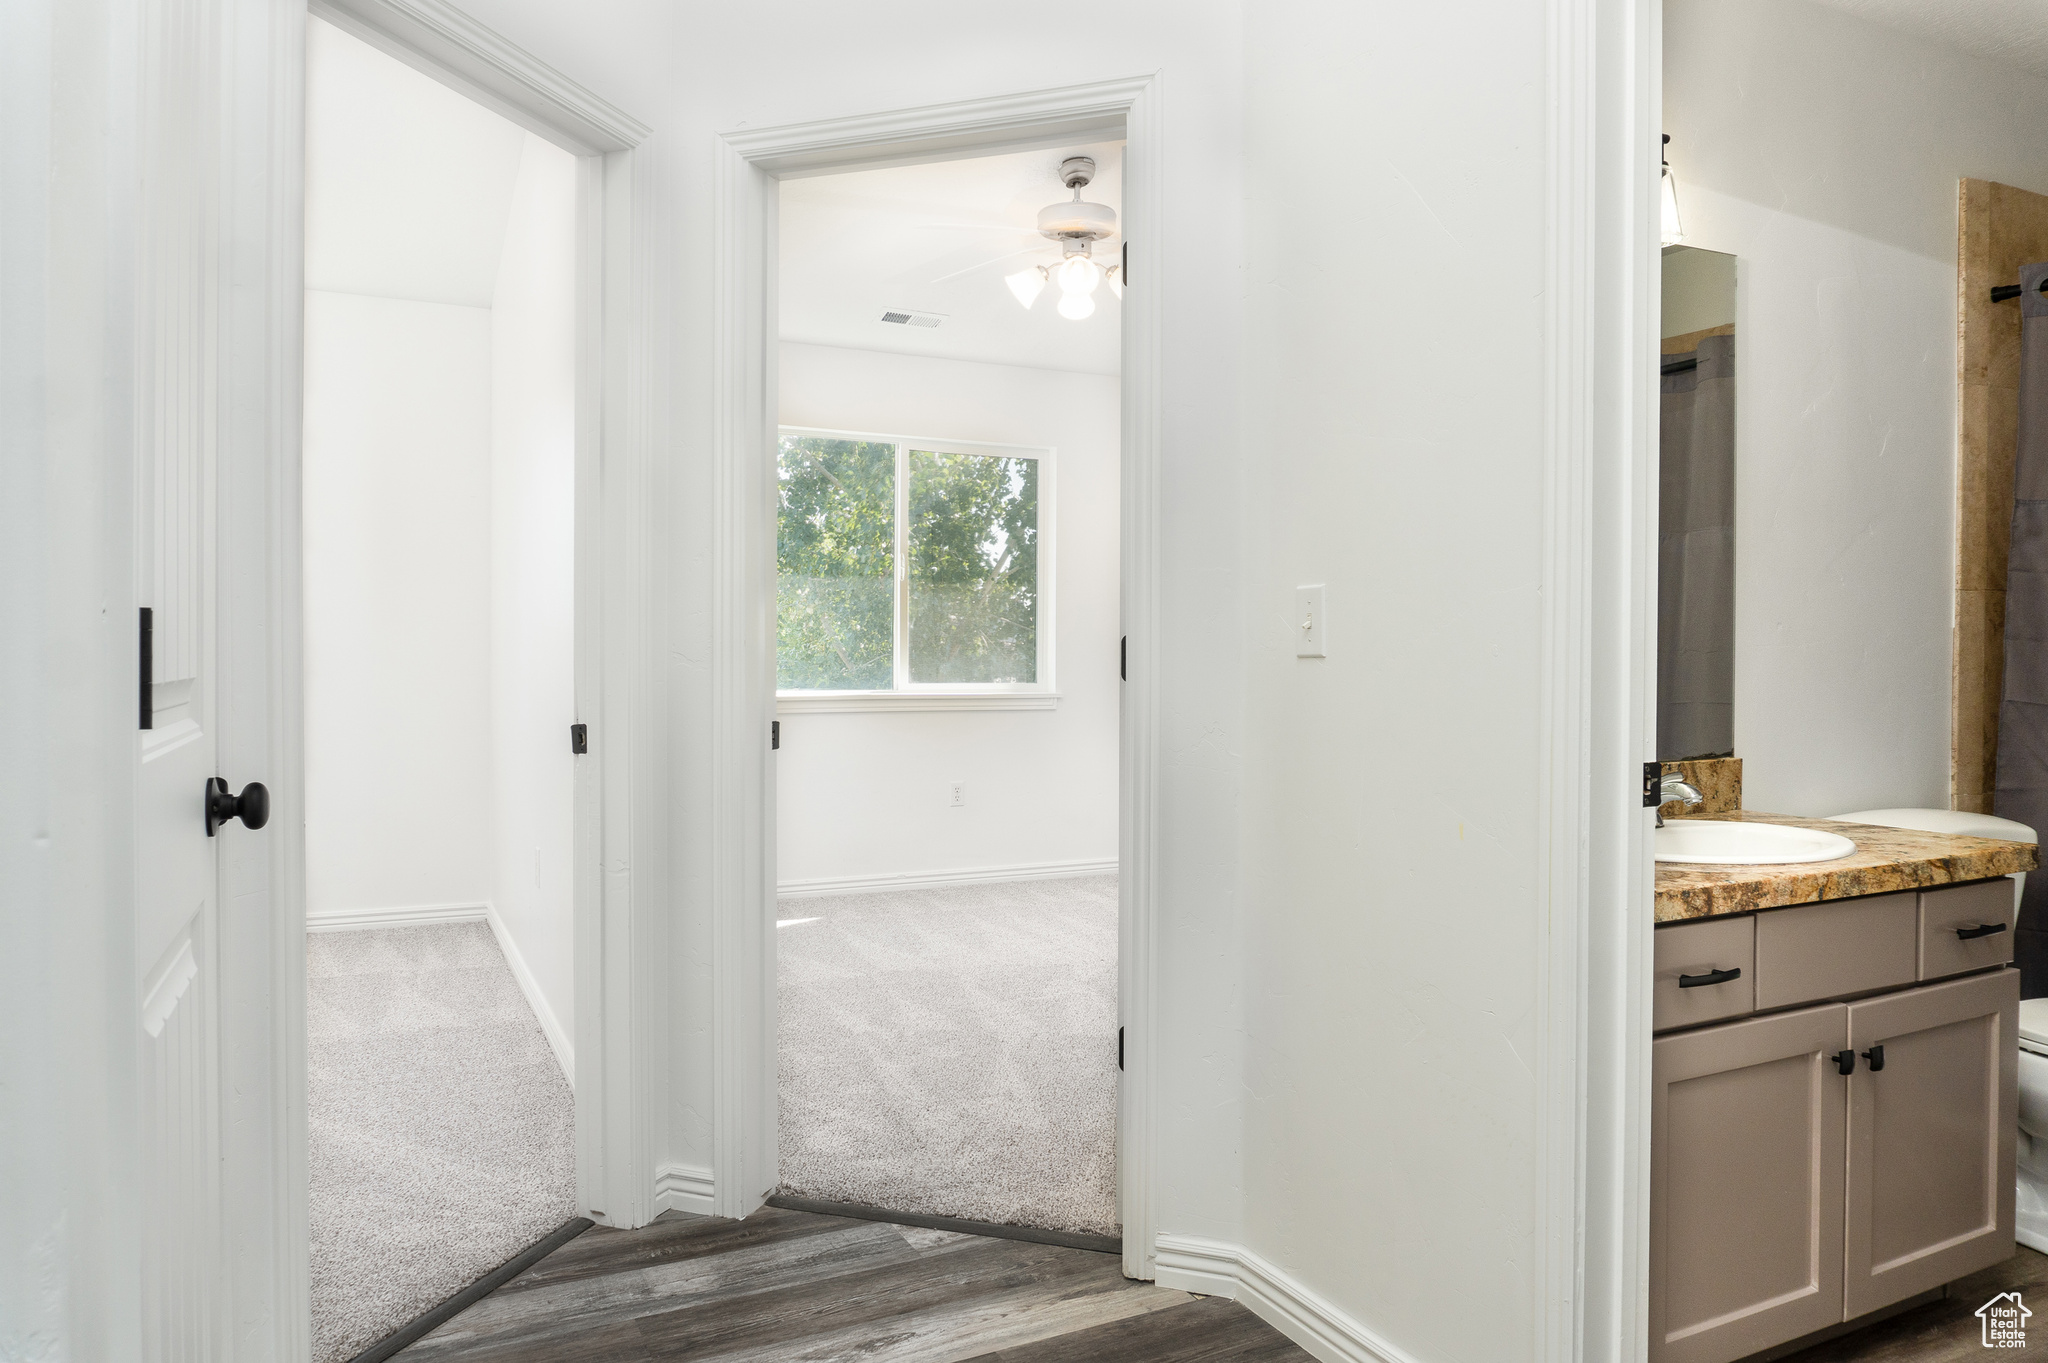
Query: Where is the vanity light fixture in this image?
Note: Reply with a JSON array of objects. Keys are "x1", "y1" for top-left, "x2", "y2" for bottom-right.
[
  {"x1": 1661, "y1": 134, "x2": 1686, "y2": 246},
  {"x1": 1000, "y1": 157, "x2": 1122, "y2": 321}
]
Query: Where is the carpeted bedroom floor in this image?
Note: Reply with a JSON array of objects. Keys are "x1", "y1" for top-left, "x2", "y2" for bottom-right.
[
  {"x1": 307, "y1": 922, "x2": 575, "y2": 1363},
  {"x1": 776, "y1": 874, "x2": 1120, "y2": 1237}
]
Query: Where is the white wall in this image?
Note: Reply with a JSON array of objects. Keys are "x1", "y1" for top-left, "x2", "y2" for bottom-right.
[
  {"x1": 490, "y1": 136, "x2": 579, "y2": 1060},
  {"x1": 303, "y1": 291, "x2": 496, "y2": 917},
  {"x1": 1235, "y1": 1, "x2": 1550, "y2": 1357},
  {"x1": 774, "y1": 342, "x2": 1119, "y2": 887},
  {"x1": 1667, "y1": 0, "x2": 2048, "y2": 814}
]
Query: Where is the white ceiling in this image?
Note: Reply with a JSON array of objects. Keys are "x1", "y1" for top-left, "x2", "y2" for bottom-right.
[
  {"x1": 779, "y1": 141, "x2": 1125, "y2": 376},
  {"x1": 1812, "y1": 0, "x2": 2048, "y2": 80},
  {"x1": 305, "y1": 15, "x2": 528, "y2": 306}
]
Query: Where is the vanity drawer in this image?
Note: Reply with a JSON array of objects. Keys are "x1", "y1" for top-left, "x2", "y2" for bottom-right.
[
  {"x1": 1755, "y1": 892, "x2": 1918, "y2": 1010},
  {"x1": 1653, "y1": 916, "x2": 1755, "y2": 1032},
  {"x1": 1920, "y1": 879, "x2": 2017, "y2": 981}
]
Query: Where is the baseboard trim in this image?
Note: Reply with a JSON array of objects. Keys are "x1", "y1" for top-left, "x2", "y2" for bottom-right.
[
  {"x1": 482, "y1": 904, "x2": 575, "y2": 1088},
  {"x1": 776, "y1": 857, "x2": 1118, "y2": 899},
  {"x1": 305, "y1": 899, "x2": 575, "y2": 1088},
  {"x1": 654, "y1": 1164, "x2": 716, "y2": 1217},
  {"x1": 306, "y1": 901, "x2": 489, "y2": 931},
  {"x1": 1153, "y1": 1233, "x2": 1241, "y2": 1298},
  {"x1": 1153, "y1": 1234, "x2": 1421, "y2": 1363}
]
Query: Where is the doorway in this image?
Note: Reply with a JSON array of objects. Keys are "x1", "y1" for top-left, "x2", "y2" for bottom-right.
[
  {"x1": 298, "y1": 16, "x2": 581, "y2": 1359},
  {"x1": 768, "y1": 144, "x2": 1125, "y2": 1244}
]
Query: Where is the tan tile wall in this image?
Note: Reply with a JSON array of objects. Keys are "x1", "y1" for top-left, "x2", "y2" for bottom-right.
[
  {"x1": 1955, "y1": 180, "x2": 2048, "y2": 813},
  {"x1": 1659, "y1": 756, "x2": 1741, "y2": 817}
]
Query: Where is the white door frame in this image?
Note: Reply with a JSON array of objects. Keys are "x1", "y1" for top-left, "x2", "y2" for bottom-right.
[
  {"x1": 708, "y1": 76, "x2": 1162, "y2": 1274},
  {"x1": 296, "y1": 0, "x2": 658, "y2": 1233},
  {"x1": 1562, "y1": 0, "x2": 1661, "y2": 1356}
]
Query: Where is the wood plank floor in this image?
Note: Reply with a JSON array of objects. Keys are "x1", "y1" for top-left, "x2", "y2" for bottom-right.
[
  {"x1": 1775, "y1": 1246, "x2": 2048, "y2": 1363},
  {"x1": 398, "y1": 1205, "x2": 1312, "y2": 1362}
]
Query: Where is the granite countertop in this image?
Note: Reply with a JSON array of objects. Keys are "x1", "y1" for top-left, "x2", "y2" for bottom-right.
[{"x1": 1654, "y1": 810, "x2": 2039, "y2": 924}]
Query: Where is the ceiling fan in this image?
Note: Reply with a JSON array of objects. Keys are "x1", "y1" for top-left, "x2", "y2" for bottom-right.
[{"x1": 927, "y1": 156, "x2": 1122, "y2": 320}]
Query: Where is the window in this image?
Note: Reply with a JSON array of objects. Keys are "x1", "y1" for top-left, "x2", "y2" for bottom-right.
[{"x1": 776, "y1": 427, "x2": 1054, "y2": 710}]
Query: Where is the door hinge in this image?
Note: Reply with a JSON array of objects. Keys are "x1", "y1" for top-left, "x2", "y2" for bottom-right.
[
  {"x1": 771, "y1": 720, "x2": 781, "y2": 750},
  {"x1": 139, "y1": 607, "x2": 153, "y2": 730},
  {"x1": 1120, "y1": 635, "x2": 1126, "y2": 681},
  {"x1": 1118, "y1": 1026, "x2": 1124, "y2": 1071},
  {"x1": 1643, "y1": 761, "x2": 1661, "y2": 808},
  {"x1": 570, "y1": 722, "x2": 588, "y2": 754}
]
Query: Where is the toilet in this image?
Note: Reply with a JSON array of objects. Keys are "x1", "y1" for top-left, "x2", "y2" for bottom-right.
[
  {"x1": 2023, "y1": 1001, "x2": 2048, "y2": 1253},
  {"x1": 1831, "y1": 808, "x2": 2043, "y2": 1249}
]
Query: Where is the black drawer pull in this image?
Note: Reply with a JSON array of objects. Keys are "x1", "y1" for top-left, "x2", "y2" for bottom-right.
[
  {"x1": 1861, "y1": 1044, "x2": 1885, "y2": 1072},
  {"x1": 1677, "y1": 966, "x2": 1742, "y2": 989},
  {"x1": 1834, "y1": 1049, "x2": 1856, "y2": 1076},
  {"x1": 1956, "y1": 922, "x2": 2008, "y2": 941}
]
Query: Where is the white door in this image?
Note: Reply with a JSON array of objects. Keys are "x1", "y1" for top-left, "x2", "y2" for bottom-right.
[
  {"x1": 132, "y1": 0, "x2": 301, "y2": 1357},
  {"x1": 133, "y1": 1, "x2": 229, "y2": 1355}
]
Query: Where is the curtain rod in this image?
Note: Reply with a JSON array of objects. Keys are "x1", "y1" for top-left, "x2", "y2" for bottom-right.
[{"x1": 1992, "y1": 279, "x2": 2048, "y2": 303}]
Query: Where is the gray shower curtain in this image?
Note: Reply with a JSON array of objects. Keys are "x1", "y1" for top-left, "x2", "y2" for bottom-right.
[
  {"x1": 1995, "y1": 261, "x2": 2048, "y2": 995},
  {"x1": 1658, "y1": 330, "x2": 1736, "y2": 761}
]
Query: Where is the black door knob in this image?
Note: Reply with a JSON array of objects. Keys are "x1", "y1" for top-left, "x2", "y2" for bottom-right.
[{"x1": 206, "y1": 778, "x2": 270, "y2": 836}]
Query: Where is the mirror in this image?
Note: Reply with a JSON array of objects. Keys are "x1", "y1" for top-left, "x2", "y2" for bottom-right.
[{"x1": 1659, "y1": 245, "x2": 1736, "y2": 762}]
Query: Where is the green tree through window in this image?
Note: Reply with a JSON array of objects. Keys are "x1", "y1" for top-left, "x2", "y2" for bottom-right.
[
  {"x1": 906, "y1": 450, "x2": 1037, "y2": 683},
  {"x1": 776, "y1": 435, "x2": 895, "y2": 689},
  {"x1": 776, "y1": 431, "x2": 1044, "y2": 692}
]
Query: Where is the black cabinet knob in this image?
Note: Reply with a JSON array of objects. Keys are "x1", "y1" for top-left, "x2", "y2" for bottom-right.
[{"x1": 206, "y1": 778, "x2": 270, "y2": 836}]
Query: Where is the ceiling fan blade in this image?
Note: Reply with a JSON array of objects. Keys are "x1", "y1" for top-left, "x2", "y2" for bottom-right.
[
  {"x1": 914, "y1": 221, "x2": 1041, "y2": 234},
  {"x1": 929, "y1": 245, "x2": 1052, "y2": 285}
]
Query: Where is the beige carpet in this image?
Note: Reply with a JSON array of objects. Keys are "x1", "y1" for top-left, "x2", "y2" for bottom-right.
[
  {"x1": 776, "y1": 875, "x2": 1119, "y2": 1236},
  {"x1": 307, "y1": 922, "x2": 575, "y2": 1363}
]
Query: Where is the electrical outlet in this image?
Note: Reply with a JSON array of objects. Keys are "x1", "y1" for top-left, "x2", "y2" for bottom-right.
[
  {"x1": 1295, "y1": 584, "x2": 1327, "y2": 657},
  {"x1": 950, "y1": 782, "x2": 966, "y2": 808}
]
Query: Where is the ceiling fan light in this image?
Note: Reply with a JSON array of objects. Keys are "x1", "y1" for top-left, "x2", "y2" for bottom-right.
[
  {"x1": 1057, "y1": 291, "x2": 1096, "y2": 320},
  {"x1": 1057, "y1": 255, "x2": 1101, "y2": 298},
  {"x1": 1005, "y1": 267, "x2": 1046, "y2": 309}
]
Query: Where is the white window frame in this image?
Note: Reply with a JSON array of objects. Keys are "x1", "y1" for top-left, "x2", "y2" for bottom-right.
[{"x1": 775, "y1": 424, "x2": 1057, "y2": 713}]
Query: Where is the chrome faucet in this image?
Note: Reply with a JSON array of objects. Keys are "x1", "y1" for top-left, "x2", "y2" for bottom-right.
[{"x1": 1656, "y1": 772, "x2": 1704, "y2": 827}]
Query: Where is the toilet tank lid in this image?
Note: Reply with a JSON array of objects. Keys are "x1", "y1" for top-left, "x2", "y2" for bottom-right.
[
  {"x1": 1829, "y1": 808, "x2": 2038, "y2": 843},
  {"x1": 2022, "y1": 999, "x2": 2048, "y2": 1046}
]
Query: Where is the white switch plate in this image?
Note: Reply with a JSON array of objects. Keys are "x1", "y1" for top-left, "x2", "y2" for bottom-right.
[
  {"x1": 950, "y1": 782, "x2": 966, "y2": 807},
  {"x1": 1296, "y1": 584, "x2": 1326, "y2": 657}
]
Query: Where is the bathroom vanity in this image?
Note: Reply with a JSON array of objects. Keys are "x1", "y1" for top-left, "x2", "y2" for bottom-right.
[{"x1": 1649, "y1": 814, "x2": 2039, "y2": 1363}]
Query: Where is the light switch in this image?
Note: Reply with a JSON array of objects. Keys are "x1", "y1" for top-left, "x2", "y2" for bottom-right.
[{"x1": 1295, "y1": 584, "x2": 1326, "y2": 658}]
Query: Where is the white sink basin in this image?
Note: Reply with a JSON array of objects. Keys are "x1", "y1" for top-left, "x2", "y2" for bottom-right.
[{"x1": 1655, "y1": 820, "x2": 1858, "y2": 865}]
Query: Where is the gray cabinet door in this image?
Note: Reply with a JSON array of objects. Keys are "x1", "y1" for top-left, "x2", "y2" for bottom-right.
[
  {"x1": 1650, "y1": 1004, "x2": 1848, "y2": 1363},
  {"x1": 1843, "y1": 967, "x2": 2018, "y2": 1319}
]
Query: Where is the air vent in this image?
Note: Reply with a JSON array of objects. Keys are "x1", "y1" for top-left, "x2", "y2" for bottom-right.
[{"x1": 880, "y1": 309, "x2": 945, "y2": 328}]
